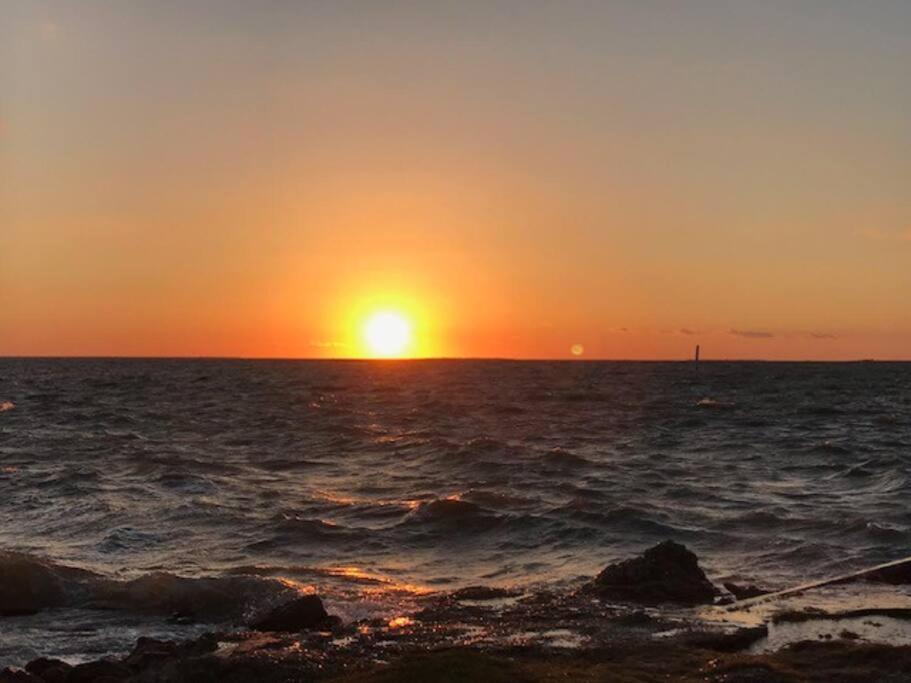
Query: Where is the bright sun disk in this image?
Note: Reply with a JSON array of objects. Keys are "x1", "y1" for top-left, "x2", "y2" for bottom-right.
[{"x1": 363, "y1": 311, "x2": 412, "y2": 357}]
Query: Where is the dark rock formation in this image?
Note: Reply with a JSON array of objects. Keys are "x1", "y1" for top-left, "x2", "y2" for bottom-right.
[
  {"x1": 611, "y1": 610, "x2": 656, "y2": 627},
  {"x1": 0, "y1": 669, "x2": 40, "y2": 683},
  {"x1": 683, "y1": 625, "x2": 769, "y2": 652},
  {"x1": 250, "y1": 594, "x2": 330, "y2": 632},
  {"x1": 67, "y1": 659, "x2": 132, "y2": 682},
  {"x1": 866, "y1": 560, "x2": 911, "y2": 585},
  {"x1": 723, "y1": 582, "x2": 770, "y2": 600},
  {"x1": 449, "y1": 586, "x2": 520, "y2": 601},
  {"x1": 23, "y1": 659, "x2": 70, "y2": 683},
  {"x1": 122, "y1": 635, "x2": 216, "y2": 671},
  {"x1": 589, "y1": 540, "x2": 719, "y2": 605}
]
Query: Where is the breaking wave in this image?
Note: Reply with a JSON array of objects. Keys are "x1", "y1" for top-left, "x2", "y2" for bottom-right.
[{"x1": 0, "y1": 552, "x2": 304, "y2": 622}]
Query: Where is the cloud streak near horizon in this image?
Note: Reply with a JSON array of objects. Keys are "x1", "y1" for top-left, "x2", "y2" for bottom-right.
[{"x1": 730, "y1": 329, "x2": 775, "y2": 339}]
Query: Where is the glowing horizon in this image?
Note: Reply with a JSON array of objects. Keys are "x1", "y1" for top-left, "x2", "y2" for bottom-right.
[{"x1": 2, "y1": 2, "x2": 910, "y2": 361}]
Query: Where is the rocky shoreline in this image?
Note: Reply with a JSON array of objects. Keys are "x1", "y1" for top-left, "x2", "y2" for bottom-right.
[{"x1": 3, "y1": 542, "x2": 911, "y2": 682}]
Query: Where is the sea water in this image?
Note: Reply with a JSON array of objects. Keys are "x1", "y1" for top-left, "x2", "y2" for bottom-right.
[{"x1": 1, "y1": 359, "x2": 908, "y2": 664}]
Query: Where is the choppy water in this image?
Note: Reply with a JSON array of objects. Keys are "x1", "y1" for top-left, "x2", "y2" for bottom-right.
[{"x1": 1, "y1": 358, "x2": 909, "y2": 665}]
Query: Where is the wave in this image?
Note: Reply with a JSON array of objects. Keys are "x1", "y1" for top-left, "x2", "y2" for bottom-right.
[
  {"x1": 840, "y1": 520, "x2": 909, "y2": 542},
  {"x1": 808, "y1": 441, "x2": 852, "y2": 456},
  {"x1": 0, "y1": 551, "x2": 303, "y2": 622},
  {"x1": 2, "y1": 358, "x2": 910, "y2": 629},
  {"x1": 249, "y1": 515, "x2": 372, "y2": 548},
  {"x1": 695, "y1": 397, "x2": 736, "y2": 410},
  {"x1": 456, "y1": 437, "x2": 512, "y2": 455},
  {"x1": 541, "y1": 447, "x2": 591, "y2": 469},
  {"x1": 402, "y1": 498, "x2": 503, "y2": 531},
  {"x1": 460, "y1": 489, "x2": 538, "y2": 510},
  {"x1": 0, "y1": 551, "x2": 97, "y2": 615}
]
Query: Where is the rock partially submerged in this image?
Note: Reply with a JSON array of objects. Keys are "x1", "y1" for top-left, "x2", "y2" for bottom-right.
[
  {"x1": 589, "y1": 541, "x2": 719, "y2": 605},
  {"x1": 250, "y1": 594, "x2": 333, "y2": 632},
  {"x1": 9, "y1": 634, "x2": 305, "y2": 683},
  {"x1": 724, "y1": 582, "x2": 770, "y2": 601},
  {"x1": 866, "y1": 560, "x2": 911, "y2": 585},
  {"x1": 66, "y1": 660, "x2": 132, "y2": 683},
  {"x1": 450, "y1": 586, "x2": 521, "y2": 601},
  {"x1": 0, "y1": 553, "x2": 94, "y2": 617}
]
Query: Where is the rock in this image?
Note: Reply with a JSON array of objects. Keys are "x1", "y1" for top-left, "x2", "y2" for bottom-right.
[
  {"x1": 0, "y1": 608, "x2": 40, "y2": 618},
  {"x1": 684, "y1": 625, "x2": 769, "y2": 652},
  {"x1": 723, "y1": 582, "x2": 769, "y2": 601},
  {"x1": 250, "y1": 595, "x2": 330, "y2": 632},
  {"x1": 0, "y1": 668, "x2": 40, "y2": 683},
  {"x1": 866, "y1": 561, "x2": 911, "y2": 585},
  {"x1": 123, "y1": 637, "x2": 180, "y2": 671},
  {"x1": 589, "y1": 540, "x2": 718, "y2": 605},
  {"x1": 123, "y1": 634, "x2": 218, "y2": 672},
  {"x1": 24, "y1": 658, "x2": 71, "y2": 683},
  {"x1": 611, "y1": 610, "x2": 655, "y2": 627},
  {"x1": 449, "y1": 586, "x2": 520, "y2": 601},
  {"x1": 66, "y1": 660, "x2": 132, "y2": 683}
]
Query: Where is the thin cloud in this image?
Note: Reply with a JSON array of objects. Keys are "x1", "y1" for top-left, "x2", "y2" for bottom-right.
[
  {"x1": 808, "y1": 332, "x2": 837, "y2": 340},
  {"x1": 730, "y1": 329, "x2": 774, "y2": 339},
  {"x1": 678, "y1": 328, "x2": 698, "y2": 336}
]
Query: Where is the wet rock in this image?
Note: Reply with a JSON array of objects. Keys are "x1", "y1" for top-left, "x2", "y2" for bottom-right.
[
  {"x1": 117, "y1": 635, "x2": 221, "y2": 680},
  {"x1": 250, "y1": 594, "x2": 330, "y2": 632},
  {"x1": 123, "y1": 637, "x2": 182, "y2": 671},
  {"x1": 723, "y1": 582, "x2": 769, "y2": 601},
  {"x1": 450, "y1": 586, "x2": 520, "y2": 601},
  {"x1": 684, "y1": 625, "x2": 768, "y2": 652},
  {"x1": 24, "y1": 658, "x2": 71, "y2": 683},
  {"x1": 866, "y1": 561, "x2": 911, "y2": 585},
  {"x1": 66, "y1": 660, "x2": 132, "y2": 683},
  {"x1": 0, "y1": 668, "x2": 40, "y2": 683},
  {"x1": 611, "y1": 610, "x2": 655, "y2": 627},
  {"x1": 708, "y1": 663, "x2": 793, "y2": 683},
  {"x1": 0, "y1": 608, "x2": 40, "y2": 618},
  {"x1": 589, "y1": 540, "x2": 719, "y2": 605}
]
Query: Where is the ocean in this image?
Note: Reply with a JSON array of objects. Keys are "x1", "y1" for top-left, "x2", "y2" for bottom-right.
[{"x1": 1, "y1": 358, "x2": 909, "y2": 665}]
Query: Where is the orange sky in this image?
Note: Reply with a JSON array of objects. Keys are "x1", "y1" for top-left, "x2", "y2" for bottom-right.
[{"x1": 2, "y1": 2, "x2": 909, "y2": 359}]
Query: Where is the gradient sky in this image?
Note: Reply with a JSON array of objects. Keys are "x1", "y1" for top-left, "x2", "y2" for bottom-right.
[{"x1": 2, "y1": 1, "x2": 909, "y2": 359}]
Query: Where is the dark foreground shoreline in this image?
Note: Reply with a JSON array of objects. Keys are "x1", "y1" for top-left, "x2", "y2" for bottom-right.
[
  {"x1": 3, "y1": 542, "x2": 911, "y2": 682},
  {"x1": 4, "y1": 622, "x2": 911, "y2": 682}
]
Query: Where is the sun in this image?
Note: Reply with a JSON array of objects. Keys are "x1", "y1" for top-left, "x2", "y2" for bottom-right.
[{"x1": 363, "y1": 311, "x2": 413, "y2": 357}]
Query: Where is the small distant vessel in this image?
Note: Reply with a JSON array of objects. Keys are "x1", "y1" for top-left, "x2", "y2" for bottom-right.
[{"x1": 694, "y1": 345, "x2": 700, "y2": 362}]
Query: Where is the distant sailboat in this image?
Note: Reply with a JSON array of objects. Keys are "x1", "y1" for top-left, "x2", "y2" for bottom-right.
[{"x1": 694, "y1": 345, "x2": 700, "y2": 362}]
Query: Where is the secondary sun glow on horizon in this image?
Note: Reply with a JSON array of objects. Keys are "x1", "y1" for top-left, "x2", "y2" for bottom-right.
[{"x1": 363, "y1": 311, "x2": 413, "y2": 358}]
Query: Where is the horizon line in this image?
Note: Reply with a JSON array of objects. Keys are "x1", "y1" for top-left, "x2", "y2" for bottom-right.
[{"x1": 0, "y1": 355, "x2": 903, "y2": 363}]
